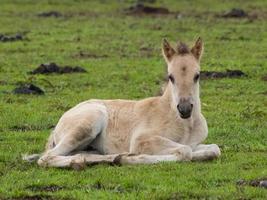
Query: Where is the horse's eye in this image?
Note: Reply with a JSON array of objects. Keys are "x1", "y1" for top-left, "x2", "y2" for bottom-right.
[
  {"x1": 168, "y1": 74, "x2": 175, "y2": 83},
  {"x1": 194, "y1": 73, "x2": 200, "y2": 82}
]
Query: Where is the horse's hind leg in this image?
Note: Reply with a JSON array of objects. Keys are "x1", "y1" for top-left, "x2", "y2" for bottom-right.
[
  {"x1": 38, "y1": 130, "x2": 99, "y2": 167},
  {"x1": 23, "y1": 130, "x2": 56, "y2": 162},
  {"x1": 37, "y1": 153, "x2": 121, "y2": 168},
  {"x1": 38, "y1": 103, "x2": 108, "y2": 167}
]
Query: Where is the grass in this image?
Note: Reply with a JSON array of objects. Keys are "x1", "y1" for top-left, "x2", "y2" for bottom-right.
[{"x1": 0, "y1": 0, "x2": 266, "y2": 199}]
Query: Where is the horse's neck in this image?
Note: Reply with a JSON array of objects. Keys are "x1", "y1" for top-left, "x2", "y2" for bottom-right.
[{"x1": 160, "y1": 84, "x2": 175, "y2": 110}]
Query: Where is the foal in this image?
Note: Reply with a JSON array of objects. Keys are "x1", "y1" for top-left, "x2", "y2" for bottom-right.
[{"x1": 24, "y1": 38, "x2": 221, "y2": 168}]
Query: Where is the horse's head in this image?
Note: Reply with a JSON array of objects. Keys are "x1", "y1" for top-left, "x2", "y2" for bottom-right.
[{"x1": 162, "y1": 37, "x2": 203, "y2": 119}]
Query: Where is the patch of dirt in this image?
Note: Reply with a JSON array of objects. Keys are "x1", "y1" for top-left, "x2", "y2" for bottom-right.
[
  {"x1": 218, "y1": 8, "x2": 267, "y2": 20},
  {"x1": 29, "y1": 63, "x2": 87, "y2": 75},
  {"x1": 10, "y1": 124, "x2": 50, "y2": 132},
  {"x1": 261, "y1": 74, "x2": 267, "y2": 81},
  {"x1": 26, "y1": 185, "x2": 65, "y2": 192},
  {"x1": 221, "y1": 8, "x2": 248, "y2": 18},
  {"x1": 125, "y1": 3, "x2": 170, "y2": 15},
  {"x1": 216, "y1": 36, "x2": 250, "y2": 41},
  {"x1": 0, "y1": 33, "x2": 23, "y2": 42},
  {"x1": 237, "y1": 178, "x2": 267, "y2": 189},
  {"x1": 37, "y1": 11, "x2": 62, "y2": 18},
  {"x1": 13, "y1": 84, "x2": 44, "y2": 95},
  {"x1": 37, "y1": 11, "x2": 100, "y2": 19},
  {"x1": 200, "y1": 70, "x2": 246, "y2": 79},
  {"x1": 72, "y1": 51, "x2": 108, "y2": 59}
]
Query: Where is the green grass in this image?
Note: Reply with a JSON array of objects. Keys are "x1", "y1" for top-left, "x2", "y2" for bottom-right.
[{"x1": 0, "y1": 0, "x2": 266, "y2": 199}]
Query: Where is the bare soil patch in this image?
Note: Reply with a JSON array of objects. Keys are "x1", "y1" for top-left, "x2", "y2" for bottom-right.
[
  {"x1": 221, "y1": 8, "x2": 248, "y2": 18},
  {"x1": 37, "y1": 11, "x2": 62, "y2": 18},
  {"x1": 29, "y1": 63, "x2": 87, "y2": 75},
  {"x1": 216, "y1": 36, "x2": 250, "y2": 41},
  {"x1": 218, "y1": 8, "x2": 267, "y2": 20},
  {"x1": 237, "y1": 178, "x2": 267, "y2": 189},
  {"x1": 37, "y1": 11, "x2": 100, "y2": 19},
  {"x1": 0, "y1": 33, "x2": 23, "y2": 42},
  {"x1": 13, "y1": 84, "x2": 44, "y2": 95},
  {"x1": 72, "y1": 51, "x2": 108, "y2": 59},
  {"x1": 125, "y1": 3, "x2": 170, "y2": 15},
  {"x1": 10, "y1": 124, "x2": 50, "y2": 132},
  {"x1": 200, "y1": 70, "x2": 246, "y2": 79}
]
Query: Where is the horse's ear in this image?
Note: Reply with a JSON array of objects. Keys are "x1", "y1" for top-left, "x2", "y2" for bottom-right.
[
  {"x1": 162, "y1": 38, "x2": 176, "y2": 62},
  {"x1": 191, "y1": 37, "x2": 203, "y2": 61}
]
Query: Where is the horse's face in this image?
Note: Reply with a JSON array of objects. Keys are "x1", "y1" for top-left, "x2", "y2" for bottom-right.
[
  {"x1": 162, "y1": 38, "x2": 203, "y2": 119},
  {"x1": 168, "y1": 55, "x2": 200, "y2": 119}
]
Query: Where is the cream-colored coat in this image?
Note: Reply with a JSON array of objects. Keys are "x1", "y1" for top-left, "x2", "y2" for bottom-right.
[{"x1": 24, "y1": 38, "x2": 221, "y2": 168}]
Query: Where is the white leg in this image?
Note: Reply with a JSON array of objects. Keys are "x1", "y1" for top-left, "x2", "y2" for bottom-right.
[
  {"x1": 37, "y1": 101, "x2": 108, "y2": 167},
  {"x1": 37, "y1": 152, "x2": 179, "y2": 167},
  {"x1": 118, "y1": 154, "x2": 179, "y2": 165},
  {"x1": 192, "y1": 144, "x2": 221, "y2": 161},
  {"x1": 130, "y1": 135, "x2": 193, "y2": 162},
  {"x1": 37, "y1": 136, "x2": 89, "y2": 166},
  {"x1": 38, "y1": 153, "x2": 121, "y2": 168},
  {"x1": 38, "y1": 122, "x2": 104, "y2": 166}
]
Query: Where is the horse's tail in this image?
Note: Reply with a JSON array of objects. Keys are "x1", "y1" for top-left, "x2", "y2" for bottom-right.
[{"x1": 22, "y1": 131, "x2": 55, "y2": 163}]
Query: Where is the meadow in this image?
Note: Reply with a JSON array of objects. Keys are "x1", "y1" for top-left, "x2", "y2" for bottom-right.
[{"x1": 0, "y1": 0, "x2": 266, "y2": 199}]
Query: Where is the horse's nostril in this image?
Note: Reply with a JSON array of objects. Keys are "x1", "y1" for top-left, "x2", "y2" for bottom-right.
[
  {"x1": 177, "y1": 104, "x2": 181, "y2": 112},
  {"x1": 191, "y1": 104, "x2": 193, "y2": 108}
]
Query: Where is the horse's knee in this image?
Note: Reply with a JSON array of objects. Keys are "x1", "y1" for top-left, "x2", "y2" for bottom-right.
[{"x1": 172, "y1": 146, "x2": 192, "y2": 161}]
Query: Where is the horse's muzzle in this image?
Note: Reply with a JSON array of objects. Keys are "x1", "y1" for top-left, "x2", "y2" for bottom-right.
[{"x1": 177, "y1": 99, "x2": 193, "y2": 119}]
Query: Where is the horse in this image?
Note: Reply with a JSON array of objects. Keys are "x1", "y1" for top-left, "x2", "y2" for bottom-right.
[{"x1": 23, "y1": 37, "x2": 221, "y2": 168}]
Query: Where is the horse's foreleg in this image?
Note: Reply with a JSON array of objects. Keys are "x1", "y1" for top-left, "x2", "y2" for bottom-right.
[
  {"x1": 117, "y1": 154, "x2": 180, "y2": 165},
  {"x1": 126, "y1": 135, "x2": 193, "y2": 164},
  {"x1": 192, "y1": 144, "x2": 221, "y2": 161}
]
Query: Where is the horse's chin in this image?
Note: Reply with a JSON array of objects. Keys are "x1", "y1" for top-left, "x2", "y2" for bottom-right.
[
  {"x1": 175, "y1": 113, "x2": 191, "y2": 120},
  {"x1": 179, "y1": 113, "x2": 191, "y2": 119}
]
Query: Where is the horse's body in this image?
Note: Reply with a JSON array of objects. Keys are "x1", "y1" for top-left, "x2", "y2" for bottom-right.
[{"x1": 24, "y1": 38, "x2": 221, "y2": 168}]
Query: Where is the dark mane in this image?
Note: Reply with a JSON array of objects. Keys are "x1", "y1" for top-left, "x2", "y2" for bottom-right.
[{"x1": 176, "y1": 42, "x2": 190, "y2": 55}]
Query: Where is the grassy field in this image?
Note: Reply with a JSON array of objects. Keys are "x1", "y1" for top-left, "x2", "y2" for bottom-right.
[{"x1": 0, "y1": 0, "x2": 266, "y2": 199}]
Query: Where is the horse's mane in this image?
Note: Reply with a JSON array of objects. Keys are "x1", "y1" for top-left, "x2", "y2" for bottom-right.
[{"x1": 176, "y1": 42, "x2": 190, "y2": 55}]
